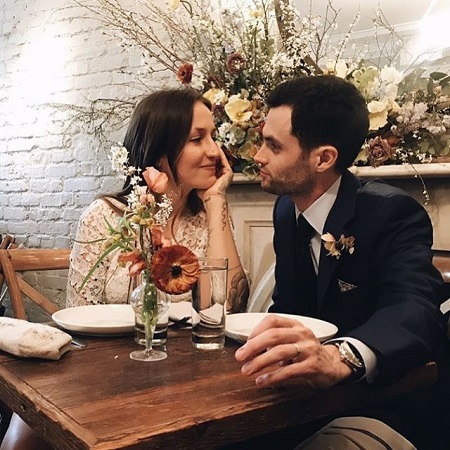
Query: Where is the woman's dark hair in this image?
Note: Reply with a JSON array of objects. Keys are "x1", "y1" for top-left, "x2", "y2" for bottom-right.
[
  {"x1": 266, "y1": 75, "x2": 369, "y2": 172},
  {"x1": 105, "y1": 88, "x2": 211, "y2": 214}
]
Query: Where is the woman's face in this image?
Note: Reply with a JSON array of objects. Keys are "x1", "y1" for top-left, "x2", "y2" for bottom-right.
[{"x1": 176, "y1": 101, "x2": 220, "y2": 191}]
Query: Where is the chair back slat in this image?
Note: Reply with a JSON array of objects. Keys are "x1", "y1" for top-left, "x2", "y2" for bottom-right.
[
  {"x1": 0, "y1": 248, "x2": 70, "y2": 320},
  {"x1": 7, "y1": 249, "x2": 70, "y2": 271}
]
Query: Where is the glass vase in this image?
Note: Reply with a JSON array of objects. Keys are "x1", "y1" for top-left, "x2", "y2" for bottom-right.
[{"x1": 129, "y1": 272, "x2": 169, "y2": 362}]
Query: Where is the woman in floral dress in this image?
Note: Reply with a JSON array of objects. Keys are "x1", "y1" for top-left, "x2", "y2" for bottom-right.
[{"x1": 1, "y1": 88, "x2": 249, "y2": 450}]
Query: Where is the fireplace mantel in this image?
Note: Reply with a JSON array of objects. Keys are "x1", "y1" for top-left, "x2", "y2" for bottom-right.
[{"x1": 232, "y1": 162, "x2": 450, "y2": 184}]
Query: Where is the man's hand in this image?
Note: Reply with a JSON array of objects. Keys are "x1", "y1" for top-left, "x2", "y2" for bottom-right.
[{"x1": 234, "y1": 315, "x2": 353, "y2": 388}]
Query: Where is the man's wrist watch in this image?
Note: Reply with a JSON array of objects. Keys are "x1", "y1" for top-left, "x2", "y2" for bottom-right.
[{"x1": 333, "y1": 341, "x2": 365, "y2": 381}]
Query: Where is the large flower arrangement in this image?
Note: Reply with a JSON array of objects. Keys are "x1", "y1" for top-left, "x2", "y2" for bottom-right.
[
  {"x1": 344, "y1": 65, "x2": 450, "y2": 167},
  {"x1": 170, "y1": 0, "x2": 321, "y2": 177},
  {"x1": 72, "y1": 0, "x2": 360, "y2": 176},
  {"x1": 72, "y1": 0, "x2": 450, "y2": 175}
]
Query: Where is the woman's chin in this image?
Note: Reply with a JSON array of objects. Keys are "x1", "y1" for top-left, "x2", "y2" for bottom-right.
[{"x1": 195, "y1": 176, "x2": 217, "y2": 190}]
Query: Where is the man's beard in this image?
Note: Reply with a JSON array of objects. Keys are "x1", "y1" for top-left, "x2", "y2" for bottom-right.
[{"x1": 260, "y1": 172, "x2": 315, "y2": 197}]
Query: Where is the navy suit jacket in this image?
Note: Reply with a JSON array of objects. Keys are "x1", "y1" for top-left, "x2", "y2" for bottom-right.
[{"x1": 269, "y1": 170, "x2": 447, "y2": 383}]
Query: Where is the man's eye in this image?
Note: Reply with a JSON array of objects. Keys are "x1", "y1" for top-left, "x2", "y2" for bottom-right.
[{"x1": 264, "y1": 140, "x2": 278, "y2": 151}]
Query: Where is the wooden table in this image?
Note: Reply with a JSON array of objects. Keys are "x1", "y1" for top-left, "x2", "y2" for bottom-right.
[{"x1": 0, "y1": 328, "x2": 438, "y2": 450}]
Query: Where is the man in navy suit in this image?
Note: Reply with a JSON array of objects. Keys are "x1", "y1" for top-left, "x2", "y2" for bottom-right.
[{"x1": 235, "y1": 75, "x2": 449, "y2": 449}]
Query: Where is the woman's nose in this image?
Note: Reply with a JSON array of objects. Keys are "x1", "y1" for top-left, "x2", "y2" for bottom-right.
[{"x1": 205, "y1": 138, "x2": 220, "y2": 157}]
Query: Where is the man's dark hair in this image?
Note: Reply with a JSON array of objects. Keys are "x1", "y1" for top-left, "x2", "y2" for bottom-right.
[{"x1": 266, "y1": 75, "x2": 369, "y2": 172}]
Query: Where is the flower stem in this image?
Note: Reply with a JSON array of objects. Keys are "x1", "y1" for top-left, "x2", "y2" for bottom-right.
[{"x1": 141, "y1": 273, "x2": 158, "y2": 353}]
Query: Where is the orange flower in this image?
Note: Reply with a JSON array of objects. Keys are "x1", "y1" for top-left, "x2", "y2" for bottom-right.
[
  {"x1": 150, "y1": 245, "x2": 200, "y2": 294},
  {"x1": 118, "y1": 250, "x2": 141, "y2": 264},
  {"x1": 150, "y1": 226, "x2": 170, "y2": 250},
  {"x1": 143, "y1": 167, "x2": 169, "y2": 193},
  {"x1": 129, "y1": 260, "x2": 147, "y2": 277},
  {"x1": 118, "y1": 250, "x2": 147, "y2": 276}
]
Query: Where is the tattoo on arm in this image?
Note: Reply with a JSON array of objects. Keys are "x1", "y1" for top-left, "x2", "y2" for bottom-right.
[
  {"x1": 228, "y1": 271, "x2": 249, "y2": 313},
  {"x1": 221, "y1": 201, "x2": 227, "y2": 231}
]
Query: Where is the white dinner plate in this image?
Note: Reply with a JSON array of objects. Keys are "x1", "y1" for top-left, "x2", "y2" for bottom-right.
[
  {"x1": 225, "y1": 313, "x2": 338, "y2": 343},
  {"x1": 52, "y1": 304, "x2": 135, "y2": 335}
]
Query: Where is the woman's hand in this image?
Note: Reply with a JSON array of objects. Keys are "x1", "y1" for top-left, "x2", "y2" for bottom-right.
[
  {"x1": 197, "y1": 146, "x2": 233, "y2": 201},
  {"x1": 235, "y1": 315, "x2": 352, "y2": 389}
]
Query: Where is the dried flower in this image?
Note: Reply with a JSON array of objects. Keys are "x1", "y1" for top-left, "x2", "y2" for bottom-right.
[
  {"x1": 151, "y1": 245, "x2": 200, "y2": 294},
  {"x1": 177, "y1": 63, "x2": 194, "y2": 84},
  {"x1": 367, "y1": 136, "x2": 395, "y2": 168},
  {"x1": 322, "y1": 233, "x2": 355, "y2": 260},
  {"x1": 226, "y1": 53, "x2": 246, "y2": 74}
]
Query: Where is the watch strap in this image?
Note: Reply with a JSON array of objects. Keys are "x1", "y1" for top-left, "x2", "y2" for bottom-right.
[{"x1": 333, "y1": 341, "x2": 366, "y2": 381}]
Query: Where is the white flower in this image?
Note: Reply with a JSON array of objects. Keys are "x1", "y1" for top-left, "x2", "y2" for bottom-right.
[
  {"x1": 380, "y1": 66, "x2": 403, "y2": 84},
  {"x1": 325, "y1": 59, "x2": 348, "y2": 78},
  {"x1": 224, "y1": 95, "x2": 253, "y2": 124},
  {"x1": 426, "y1": 125, "x2": 446, "y2": 135},
  {"x1": 109, "y1": 144, "x2": 129, "y2": 174},
  {"x1": 367, "y1": 100, "x2": 389, "y2": 130},
  {"x1": 203, "y1": 88, "x2": 227, "y2": 105},
  {"x1": 168, "y1": 0, "x2": 181, "y2": 11}
]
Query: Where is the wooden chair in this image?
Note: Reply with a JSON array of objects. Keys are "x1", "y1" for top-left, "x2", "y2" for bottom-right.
[
  {"x1": 0, "y1": 248, "x2": 70, "y2": 320},
  {"x1": 0, "y1": 235, "x2": 17, "y2": 317}
]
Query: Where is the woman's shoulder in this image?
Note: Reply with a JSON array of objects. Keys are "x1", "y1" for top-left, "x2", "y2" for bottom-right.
[{"x1": 81, "y1": 197, "x2": 125, "y2": 219}]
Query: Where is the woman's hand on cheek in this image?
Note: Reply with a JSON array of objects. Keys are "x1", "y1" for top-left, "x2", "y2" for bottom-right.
[
  {"x1": 199, "y1": 147, "x2": 233, "y2": 200},
  {"x1": 213, "y1": 149, "x2": 233, "y2": 190}
]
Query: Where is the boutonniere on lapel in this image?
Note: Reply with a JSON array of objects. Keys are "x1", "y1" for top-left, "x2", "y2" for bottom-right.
[{"x1": 321, "y1": 233, "x2": 355, "y2": 260}]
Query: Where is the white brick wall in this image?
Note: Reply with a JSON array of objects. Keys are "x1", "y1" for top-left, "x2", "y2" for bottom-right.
[{"x1": 0, "y1": 0, "x2": 169, "y2": 320}]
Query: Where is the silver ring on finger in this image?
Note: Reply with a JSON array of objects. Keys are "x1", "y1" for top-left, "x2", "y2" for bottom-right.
[{"x1": 292, "y1": 342, "x2": 301, "y2": 360}]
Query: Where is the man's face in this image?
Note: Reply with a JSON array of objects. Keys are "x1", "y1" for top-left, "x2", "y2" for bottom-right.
[{"x1": 255, "y1": 105, "x2": 316, "y2": 197}]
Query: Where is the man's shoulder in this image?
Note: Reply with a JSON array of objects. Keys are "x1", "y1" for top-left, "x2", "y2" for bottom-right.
[
  {"x1": 354, "y1": 177, "x2": 426, "y2": 221},
  {"x1": 358, "y1": 177, "x2": 417, "y2": 203}
]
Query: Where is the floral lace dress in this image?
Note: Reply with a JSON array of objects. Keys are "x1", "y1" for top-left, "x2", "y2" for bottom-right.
[{"x1": 66, "y1": 198, "x2": 208, "y2": 307}]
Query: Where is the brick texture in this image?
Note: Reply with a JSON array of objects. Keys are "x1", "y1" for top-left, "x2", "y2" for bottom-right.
[{"x1": 0, "y1": 0, "x2": 170, "y2": 320}]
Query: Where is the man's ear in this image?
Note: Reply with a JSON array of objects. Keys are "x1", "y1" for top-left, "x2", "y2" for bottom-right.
[{"x1": 313, "y1": 146, "x2": 338, "y2": 172}]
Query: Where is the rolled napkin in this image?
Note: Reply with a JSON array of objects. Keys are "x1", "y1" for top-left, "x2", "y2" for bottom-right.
[
  {"x1": 169, "y1": 301, "x2": 192, "y2": 324},
  {"x1": 0, "y1": 317, "x2": 72, "y2": 360},
  {"x1": 199, "y1": 303, "x2": 224, "y2": 326}
]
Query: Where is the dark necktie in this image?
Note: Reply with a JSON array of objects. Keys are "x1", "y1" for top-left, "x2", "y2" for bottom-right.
[{"x1": 296, "y1": 215, "x2": 318, "y2": 317}]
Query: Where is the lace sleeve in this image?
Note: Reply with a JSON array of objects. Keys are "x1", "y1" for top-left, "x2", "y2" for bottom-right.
[{"x1": 66, "y1": 199, "x2": 132, "y2": 307}]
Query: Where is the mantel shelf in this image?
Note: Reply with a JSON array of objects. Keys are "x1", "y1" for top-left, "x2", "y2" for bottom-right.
[
  {"x1": 232, "y1": 162, "x2": 450, "y2": 184},
  {"x1": 349, "y1": 162, "x2": 450, "y2": 179}
]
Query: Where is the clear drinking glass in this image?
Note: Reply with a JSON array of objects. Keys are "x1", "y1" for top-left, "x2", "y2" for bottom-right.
[{"x1": 191, "y1": 257, "x2": 228, "y2": 350}]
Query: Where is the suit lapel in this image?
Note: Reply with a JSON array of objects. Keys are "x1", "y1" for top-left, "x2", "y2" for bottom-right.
[{"x1": 317, "y1": 171, "x2": 360, "y2": 308}]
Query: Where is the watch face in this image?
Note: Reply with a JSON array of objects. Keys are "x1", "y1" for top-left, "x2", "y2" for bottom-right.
[{"x1": 339, "y1": 341, "x2": 364, "y2": 369}]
